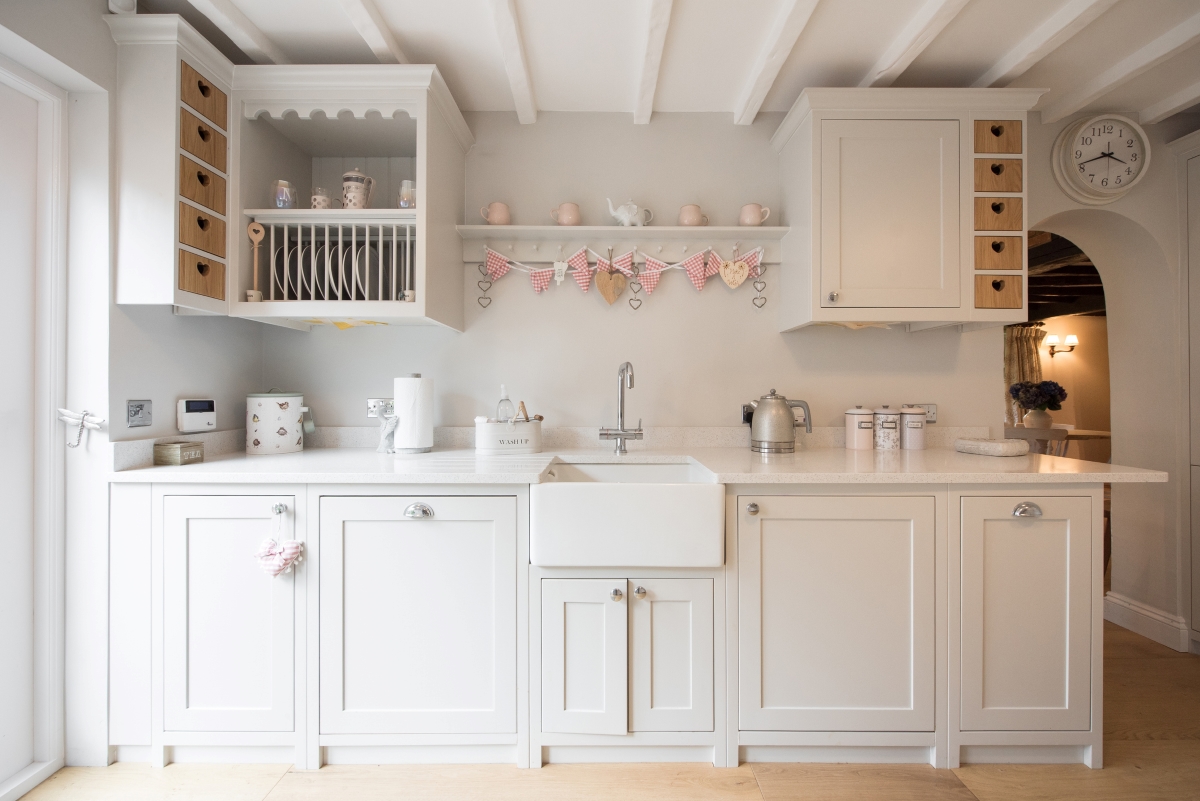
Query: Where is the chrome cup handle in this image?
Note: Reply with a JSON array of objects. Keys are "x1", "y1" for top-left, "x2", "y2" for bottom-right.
[{"x1": 1013, "y1": 502, "x2": 1043, "y2": 518}]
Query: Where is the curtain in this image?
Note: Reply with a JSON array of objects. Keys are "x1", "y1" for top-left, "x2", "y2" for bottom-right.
[{"x1": 1003, "y1": 323, "x2": 1046, "y2": 425}]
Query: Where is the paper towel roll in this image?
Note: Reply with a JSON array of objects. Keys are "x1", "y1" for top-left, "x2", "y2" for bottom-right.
[{"x1": 393, "y1": 374, "x2": 434, "y2": 453}]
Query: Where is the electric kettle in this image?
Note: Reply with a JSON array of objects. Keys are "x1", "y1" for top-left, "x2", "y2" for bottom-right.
[{"x1": 743, "y1": 390, "x2": 812, "y2": 453}]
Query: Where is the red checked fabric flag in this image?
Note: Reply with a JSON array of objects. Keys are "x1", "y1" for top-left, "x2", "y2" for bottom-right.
[
  {"x1": 530, "y1": 268, "x2": 554, "y2": 294},
  {"x1": 705, "y1": 250, "x2": 721, "y2": 277},
  {"x1": 485, "y1": 248, "x2": 511, "y2": 281},
  {"x1": 596, "y1": 254, "x2": 612, "y2": 273},
  {"x1": 567, "y1": 248, "x2": 591, "y2": 291},
  {"x1": 682, "y1": 251, "x2": 708, "y2": 291},
  {"x1": 613, "y1": 250, "x2": 635, "y2": 276},
  {"x1": 641, "y1": 256, "x2": 668, "y2": 294},
  {"x1": 744, "y1": 248, "x2": 762, "y2": 277}
]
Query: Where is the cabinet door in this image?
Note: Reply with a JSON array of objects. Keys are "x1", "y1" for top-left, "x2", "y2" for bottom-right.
[
  {"x1": 320, "y1": 496, "x2": 516, "y2": 734},
  {"x1": 739, "y1": 495, "x2": 935, "y2": 731},
  {"x1": 960, "y1": 496, "x2": 1091, "y2": 731},
  {"x1": 542, "y1": 579, "x2": 628, "y2": 735},
  {"x1": 820, "y1": 119, "x2": 961, "y2": 308},
  {"x1": 163, "y1": 495, "x2": 295, "y2": 732},
  {"x1": 630, "y1": 578, "x2": 714, "y2": 732}
]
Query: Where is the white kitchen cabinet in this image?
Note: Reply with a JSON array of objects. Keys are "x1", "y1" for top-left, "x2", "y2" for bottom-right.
[
  {"x1": 772, "y1": 88, "x2": 1042, "y2": 329},
  {"x1": 959, "y1": 496, "x2": 1092, "y2": 731},
  {"x1": 319, "y1": 495, "x2": 516, "y2": 734},
  {"x1": 541, "y1": 577, "x2": 714, "y2": 736},
  {"x1": 163, "y1": 495, "x2": 295, "y2": 732},
  {"x1": 738, "y1": 495, "x2": 935, "y2": 732}
]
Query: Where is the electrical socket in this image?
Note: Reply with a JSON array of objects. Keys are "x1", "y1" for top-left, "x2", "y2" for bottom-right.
[
  {"x1": 904, "y1": 403, "x2": 937, "y2": 423},
  {"x1": 127, "y1": 400, "x2": 152, "y2": 427},
  {"x1": 367, "y1": 398, "x2": 394, "y2": 418}
]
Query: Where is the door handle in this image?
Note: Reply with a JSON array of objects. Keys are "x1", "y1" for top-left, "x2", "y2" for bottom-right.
[
  {"x1": 1013, "y1": 501, "x2": 1043, "y2": 518},
  {"x1": 404, "y1": 502, "x2": 434, "y2": 519},
  {"x1": 610, "y1": 588, "x2": 624, "y2": 602}
]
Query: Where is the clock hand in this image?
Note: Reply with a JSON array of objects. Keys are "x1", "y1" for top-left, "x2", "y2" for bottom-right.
[
  {"x1": 1105, "y1": 152, "x2": 1127, "y2": 164},
  {"x1": 1077, "y1": 154, "x2": 1107, "y2": 166}
]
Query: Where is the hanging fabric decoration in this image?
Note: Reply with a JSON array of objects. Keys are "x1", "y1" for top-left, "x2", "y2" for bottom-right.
[
  {"x1": 530, "y1": 267, "x2": 554, "y2": 293},
  {"x1": 682, "y1": 251, "x2": 709, "y2": 291},
  {"x1": 705, "y1": 250, "x2": 722, "y2": 278},
  {"x1": 743, "y1": 248, "x2": 762, "y2": 277},
  {"x1": 612, "y1": 250, "x2": 635, "y2": 277},
  {"x1": 485, "y1": 248, "x2": 511, "y2": 281},
  {"x1": 641, "y1": 256, "x2": 668, "y2": 294},
  {"x1": 568, "y1": 247, "x2": 592, "y2": 291},
  {"x1": 595, "y1": 254, "x2": 612, "y2": 273}
]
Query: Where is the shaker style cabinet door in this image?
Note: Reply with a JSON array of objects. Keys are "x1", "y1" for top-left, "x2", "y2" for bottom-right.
[
  {"x1": 739, "y1": 495, "x2": 935, "y2": 731},
  {"x1": 960, "y1": 496, "x2": 1092, "y2": 731},
  {"x1": 820, "y1": 119, "x2": 961, "y2": 309},
  {"x1": 163, "y1": 495, "x2": 296, "y2": 732},
  {"x1": 320, "y1": 496, "x2": 517, "y2": 734},
  {"x1": 629, "y1": 578, "x2": 714, "y2": 732},
  {"x1": 541, "y1": 579, "x2": 628, "y2": 736}
]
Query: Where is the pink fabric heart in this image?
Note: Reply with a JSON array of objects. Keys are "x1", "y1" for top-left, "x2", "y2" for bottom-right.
[{"x1": 255, "y1": 538, "x2": 304, "y2": 577}]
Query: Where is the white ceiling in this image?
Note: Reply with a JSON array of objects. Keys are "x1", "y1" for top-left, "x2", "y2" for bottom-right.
[{"x1": 140, "y1": 0, "x2": 1200, "y2": 125}]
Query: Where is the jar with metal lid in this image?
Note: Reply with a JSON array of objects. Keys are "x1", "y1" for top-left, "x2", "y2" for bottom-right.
[
  {"x1": 845, "y1": 406, "x2": 874, "y2": 450},
  {"x1": 873, "y1": 405, "x2": 900, "y2": 450},
  {"x1": 900, "y1": 407, "x2": 926, "y2": 450}
]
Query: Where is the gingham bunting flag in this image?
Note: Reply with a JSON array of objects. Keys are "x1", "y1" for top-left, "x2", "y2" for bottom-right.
[
  {"x1": 641, "y1": 256, "x2": 668, "y2": 294},
  {"x1": 530, "y1": 268, "x2": 553, "y2": 294},
  {"x1": 682, "y1": 251, "x2": 708, "y2": 291},
  {"x1": 705, "y1": 250, "x2": 721, "y2": 277},
  {"x1": 744, "y1": 248, "x2": 763, "y2": 277},
  {"x1": 567, "y1": 248, "x2": 592, "y2": 291},
  {"x1": 596, "y1": 255, "x2": 612, "y2": 273},
  {"x1": 612, "y1": 251, "x2": 634, "y2": 276},
  {"x1": 485, "y1": 248, "x2": 511, "y2": 281}
]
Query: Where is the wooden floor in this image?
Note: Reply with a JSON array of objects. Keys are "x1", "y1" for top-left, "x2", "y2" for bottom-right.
[{"x1": 22, "y1": 622, "x2": 1200, "y2": 801}]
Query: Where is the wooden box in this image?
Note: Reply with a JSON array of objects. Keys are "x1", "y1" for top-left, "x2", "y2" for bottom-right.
[{"x1": 154, "y1": 440, "x2": 205, "y2": 466}]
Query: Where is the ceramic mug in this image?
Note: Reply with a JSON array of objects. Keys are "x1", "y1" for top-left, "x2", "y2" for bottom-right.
[
  {"x1": 551, "y1": 202, "x2": 581, "y2": 226},
  {"x1": 739, "y1": 203, "x2": 771, "y2": 226},
  {"x1": 679, "y1": 204, "x2": 709, "y2": 226},
  {"x1": 481, "y1": 201, "x2": 511, "y2": 225}
]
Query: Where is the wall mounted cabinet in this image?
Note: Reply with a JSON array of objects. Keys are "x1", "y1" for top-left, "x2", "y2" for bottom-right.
[{"x1": 772, "y1": 88, "x2": 1044, "y2": 330}]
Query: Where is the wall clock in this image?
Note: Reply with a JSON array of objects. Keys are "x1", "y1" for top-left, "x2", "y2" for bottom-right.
[{"x1": 1052, "y1": 114, "x2": 1150, "y2": 205}]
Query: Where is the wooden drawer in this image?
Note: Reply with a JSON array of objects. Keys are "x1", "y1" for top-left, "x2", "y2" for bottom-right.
[
  {"x1": 180, "y1": 61, "x2": 227, "y2": 130},
  {"x1": 178, "y1": 201, "x2": 226, "y2": 258},
  {"x1": 974, "y1": 236, "x2": 1022, "y2": 271},
  {"x1": 974, "y1": 158, "x2": 1022, "y2": 192},
  {"x1": 179, "y1": 155, "x2": 226, "y2": 215},
  {"x1": 975, "y1": 274, "x2": 1022, "y2": 309},
  {"x1": 178, "y1": 249, "x2": 225, "y2": 300},
  {"x1": 974, "y1": 197, "x2": 1022, "y2": 231},
  {"x1": 180, "y1": 108, "x2": 227, "y2": 173},
  {"x1": 974, "y1": 120, "x2": 1022, "y2": 154}
]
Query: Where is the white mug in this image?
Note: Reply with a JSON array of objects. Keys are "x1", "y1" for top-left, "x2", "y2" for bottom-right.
[
  {"x1": 311, "y1": 187, "x2": 332, "y2": 209},
  {"x1": 739, "y1": 203, "x2": 771, "y2": 226},
  {"x1": 679, "y1": 204, "x2": 709, "y2": 226},
  {"x1": 481, "y1": 201, "x2": 511, "y2": 225},
  {"x1": 551, "y1": 202, "x2": 581, "y2": 226}
]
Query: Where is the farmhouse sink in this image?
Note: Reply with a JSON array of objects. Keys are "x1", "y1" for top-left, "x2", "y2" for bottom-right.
[{"x1": 529, "y1": 460, "x2": 725, "y2": 567}]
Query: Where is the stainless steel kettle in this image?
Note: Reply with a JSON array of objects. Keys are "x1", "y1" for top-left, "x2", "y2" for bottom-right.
[{"x1": 744, "y1": 390, "x2": 812, "y2": 453}]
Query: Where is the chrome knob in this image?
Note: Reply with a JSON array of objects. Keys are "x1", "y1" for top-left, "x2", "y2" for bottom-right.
[
  {"x1": 634, "y1": 586, "x2": 646, "y2": 599},
  {"x1": 1013, "y1": 502, "x2": 1043, "y2": 518},
  {"x1": 404, "y1": 502, "x2": 434, "y2": 519},
  {"x1": 746, "y1": 502, "x2": 759, "y2": 516},
  {"x1": 272, "y1": 503, "x2": 286, "y2": 515},
  {"x1": 828, "y1": 291, "x2": 839, "y2": 303},
  {"x1": 611, "y1": 588, "x2": 624, "y2": 602}
]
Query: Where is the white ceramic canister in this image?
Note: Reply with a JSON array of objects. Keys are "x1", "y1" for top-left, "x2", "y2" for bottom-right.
[
  {"x1": 845, "y1": 406, "x2": 875, "y2": 450},
  {"x1": 900, "y1": 407, "x2": 927, "y2": 450},
  {"x1": 247, "y1": 392, "x2": 306, "y2": 454},
  {"x1": 873, "y1": 405, "x2": 900, "y2": 450}
]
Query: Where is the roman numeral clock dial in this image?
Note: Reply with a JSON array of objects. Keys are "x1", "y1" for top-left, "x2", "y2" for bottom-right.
[{"x1": 1052, "y1": 114, "x2": 1150, "y2": 205}]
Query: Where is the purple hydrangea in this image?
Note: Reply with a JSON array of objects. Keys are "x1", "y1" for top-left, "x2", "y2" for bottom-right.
[{"x1": 1008, "y1": 380, "x2": 1068, "y2": 411}]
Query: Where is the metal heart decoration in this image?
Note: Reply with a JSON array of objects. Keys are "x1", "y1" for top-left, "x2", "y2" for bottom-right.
[
  {"x1": 478, "y1": 280, "x2": 492, "y2": 292},
  {"x1": 595, "y1": 270, "x2": 627, "y2": 305},
  {"x1": 629, "y1": 280, "x2": 642, "y2": 294},
  {"x1": 478, "y1": 263, "x2": 489, "y2": 276},
  {"x1": 478, "y1": 296, "x2": 492, "y2": 308},
  {"x1": 629, "y1": 296, "x2": 642, "y2": 310},
  {"x1": 719, "y1": 259, "x2": 750, "y2": 289},
  {"x1": 753, "y1": 280, "x2": 766, "y2": 293},
  {"x1": 753, "y1": 296, "x2": 767, "y2": 308}
]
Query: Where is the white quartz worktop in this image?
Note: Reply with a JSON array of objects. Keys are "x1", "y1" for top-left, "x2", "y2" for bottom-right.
[{"x1": 109, "y1": 446, "x2": 1167, "y2": 484}]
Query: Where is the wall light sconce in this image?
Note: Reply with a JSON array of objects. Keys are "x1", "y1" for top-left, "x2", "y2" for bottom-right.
[{"x1": 1046, "y1": 334, "x2": 1078, "y2": 357}]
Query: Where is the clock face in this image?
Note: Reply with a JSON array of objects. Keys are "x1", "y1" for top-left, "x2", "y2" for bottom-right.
[{"x1": 1068, "y1": 117, "x2": 1146, "y2": 194}]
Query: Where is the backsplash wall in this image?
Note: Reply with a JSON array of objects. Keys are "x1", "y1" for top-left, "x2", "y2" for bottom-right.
[{"x1": 262, "y1": 111, "x2": 1005, "y2": 433}]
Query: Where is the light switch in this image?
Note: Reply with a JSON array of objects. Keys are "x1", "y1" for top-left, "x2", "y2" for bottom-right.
[{"x1": 127, "y1": 400, "x2": 152, "y2": 427}]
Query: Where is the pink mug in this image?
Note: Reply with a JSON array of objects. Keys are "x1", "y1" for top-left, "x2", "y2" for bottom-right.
[
  {"x1": 551, "y1": 202, "x2": 581, "y2": 226},
  {"x1": 739, "y1": 203, "x2": 771, "y2": 226},
  {"x1": 481, "y1": 202, "x2": 511, "y2": 225},
  {"x1": 679, "y1": 204, "x2": 709, "y2": 226}
]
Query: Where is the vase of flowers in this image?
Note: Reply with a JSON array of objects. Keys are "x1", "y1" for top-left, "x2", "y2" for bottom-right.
[{"x1": 1008, "y1": 380, "x2": 1067, "y2": 428}]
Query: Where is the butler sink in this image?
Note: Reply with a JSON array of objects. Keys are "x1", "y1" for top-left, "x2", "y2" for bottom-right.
[{"x1": 529, "y1": 461, "x2": 725, "y2": 567}]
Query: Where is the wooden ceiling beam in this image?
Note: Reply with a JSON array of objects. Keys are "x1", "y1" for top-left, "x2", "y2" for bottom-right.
[
  {"x1": 1140, "y1": 78, "x2": 1200, "y2": 125},
  {"x1": 733, "y1": 0, "x2": 820, "y2": 125},
  {"x1": 185, "y1": 0, "x2": 290, "y2": 64},
  {"x1": 971, "y1": 0, "x2": 1118, "y2": 87},
  {"x1": 490, "y1": 0, "x2": 537, "y2": 124},
  {"x1": 336, "y1": 0, "x2": 409, "y2": 64},
  {"x1": 1042, "y1": 10, "x2": 1200, "y2": 123},
  {"x1": 858, "y1": 0, "x2": 970, "y2": 88},
  {"x1": 633, "y1": 0, "x2": 673, "y2": 124}
]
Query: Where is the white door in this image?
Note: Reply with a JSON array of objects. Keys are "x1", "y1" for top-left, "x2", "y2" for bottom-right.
[
  {"x1": 0, "y1": 76, "x2": 39, "y2": 789},
  {"x1": 960, "y1": 496, "x2": 1091, "y2": 731},
  {"x1": 629, "y1": 578, "x2": 714, "y2": 732},
  {"x1": 542, "y1": 579, "x2": 628, "y2": 735},
  {"x1": 320, "y1": 496, "x2": 517, "y2": 734},
  {"x1": 163, "y1": 496, "x2": 296, "y2": 732},
  {"x1": 740, "y1": 495, "x2": 936, "y2": 731},
  {"x1": 821, "y1": 118, "x2": 961, "y2": 308}
]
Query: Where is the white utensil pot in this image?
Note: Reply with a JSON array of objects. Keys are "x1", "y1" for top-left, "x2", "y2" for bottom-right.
[
  {"x1": 873, "y1": 406, "x2": 900, "y2": 450},
  {"x1": 901, "y1": 408, "x2": 926, "y2": 450},
  {"x1": 247, "y1": 392, "x2": 306, "y2": 454},
  {"x1": 845, "y1": 407, "x2": 874, "y2": 450}
]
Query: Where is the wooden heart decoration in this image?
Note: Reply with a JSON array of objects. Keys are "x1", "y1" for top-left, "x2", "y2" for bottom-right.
[
  {"x1": 629, "y1": 297, "x2": 642, "y2": 310},
  {"x1": 478, "y1": 280, "x2": 492, "y2": 292},
  {"x1": 595, "y1": 270, "x2": 626, "y2": 305},
  {"x1": 478, "y1": 296, "x2": 492, "y2": 308},
  {"x1": 719, "y1": 259, "x2": 749, "y2": 289},
  {"x1": 753, "y1": 296, "x2": 767, "y2": 308},
  {"x1": 753, "y1": 280, "x2": 766, "y2": 293}
]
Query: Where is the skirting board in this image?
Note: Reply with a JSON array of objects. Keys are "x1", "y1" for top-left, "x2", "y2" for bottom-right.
[
  {"x1": 739, "y1": 746, "x2": 930, "y2": 764},
  {"x1": 544, "y1": 746, "x2": 714, "y2": 764},
  {"x1": 0, "y1": 760, "x2": 63, "y2": 801},
  {"x1": 1104, "y1": 592, "x2": 1190, "y2": 652}
]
